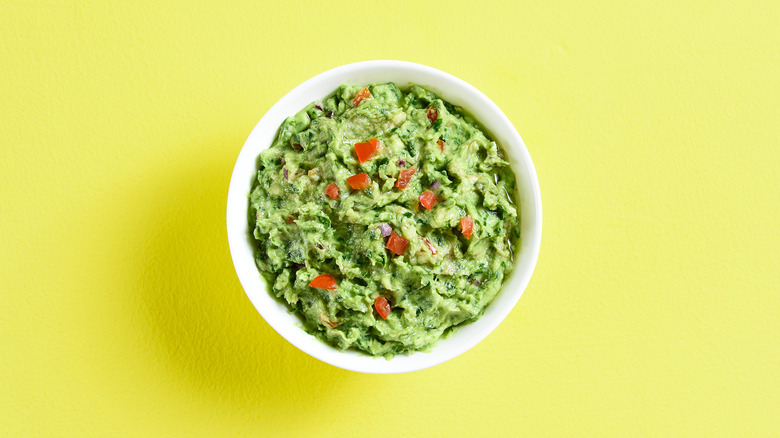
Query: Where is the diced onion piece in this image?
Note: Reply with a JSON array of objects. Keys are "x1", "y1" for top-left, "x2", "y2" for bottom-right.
[
  {"x1": 378, "y1": 222, "x2": 392, "y2": 237},
  {"x1": 423, "y1": 238, "x2": 438, "y2": 255}
]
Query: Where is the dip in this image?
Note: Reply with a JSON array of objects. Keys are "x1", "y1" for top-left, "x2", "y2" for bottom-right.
[{"x1": 249, "y1": 83, "x2": 520, "y2": 357}]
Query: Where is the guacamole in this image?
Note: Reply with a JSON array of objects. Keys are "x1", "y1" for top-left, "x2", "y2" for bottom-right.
[{"x1": 249, "y1": 83, "x2": 520, "y2": 357}]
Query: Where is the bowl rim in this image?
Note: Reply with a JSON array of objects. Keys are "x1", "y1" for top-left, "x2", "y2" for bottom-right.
[{"x1": 226, "y1": 60, "x2": 542, "y2": 373}]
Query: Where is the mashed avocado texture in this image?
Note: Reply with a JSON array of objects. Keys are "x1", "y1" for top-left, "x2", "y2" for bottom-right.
[{"x1": 249, "y1": 83, "x2": 520, "y2": 357}]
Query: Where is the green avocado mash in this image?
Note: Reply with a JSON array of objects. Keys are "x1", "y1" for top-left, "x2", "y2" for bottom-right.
[{"x1": 249, "y1": 83, "x2": 520, "y2": 357}]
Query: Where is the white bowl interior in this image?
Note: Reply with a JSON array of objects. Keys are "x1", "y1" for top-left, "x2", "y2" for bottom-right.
[{"x1": 227, "y1": 61, "x2": 542, "y2": 373}]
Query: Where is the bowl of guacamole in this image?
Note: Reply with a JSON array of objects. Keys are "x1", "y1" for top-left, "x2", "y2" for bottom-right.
[{"x1": 227, "y1": 61, "x2": 541, "y2": 373}]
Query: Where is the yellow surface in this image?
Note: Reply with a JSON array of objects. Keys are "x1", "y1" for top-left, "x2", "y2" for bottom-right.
[{"x1": 1, "y1": 1, "x2": 778, "y2": 436}]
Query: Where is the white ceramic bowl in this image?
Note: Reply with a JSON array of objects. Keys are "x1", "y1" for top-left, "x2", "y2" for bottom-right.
[{"x1": 227, "y1": 61, "x2": 542, "y2": 373}]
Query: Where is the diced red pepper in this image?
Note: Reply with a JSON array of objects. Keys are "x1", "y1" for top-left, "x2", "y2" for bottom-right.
[
  {"x1": 395, "y1": 167, "x2": 416, "y2": 190},
  {"x1": 353, "y1": 87, "x2": 371, "y2": 107},
  {"x1": 438, "y1": 139, "x2": 444, "y2": 152},
  {"x1": 309, "y1": 274, "x2": 337, "y2": 290},
  {"x1": 386, "y1": 231, "x2": 409, "y2": 256},
  {"x1": 374, "y1": 296, "x2": 391, "y2": 319},
  {"x1": 427, "y1": 107, "x2": 438, "y2": 123},
  {"x1": 419, "y1": 190, "x2": 437, "y2": 210},
  {"x1": 460, "y1": 216, "x2": 473, "y2": 240},
  {"x1": 346, "y1": 173, "x2": 371, "y2": 190},
  {"x1": 355, "y1": 138, "x2": 379, "y2": 163},
  {"x1": 325, "y1": 183, "x2": 340, "y2": 200},
  {"x1": 423, "y1": 238, "x2": 438, "y2": 255}
]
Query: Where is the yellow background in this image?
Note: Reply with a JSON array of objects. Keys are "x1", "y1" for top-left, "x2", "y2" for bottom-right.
[{"x1": 2, "y1": 1, "x2": 778, "y2": 436}]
